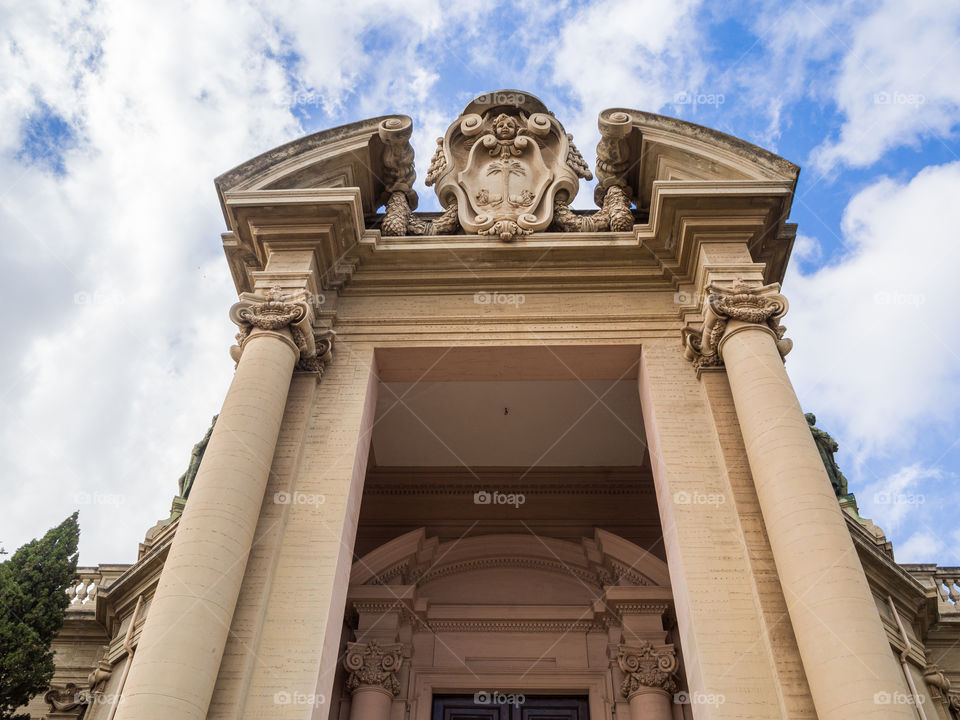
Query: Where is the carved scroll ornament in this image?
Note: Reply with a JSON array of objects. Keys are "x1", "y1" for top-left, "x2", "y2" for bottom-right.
[
  {"x1": 682, "y1": 281, "x2": 792, "y2": 370},
  {"x1": 617, "y1": 641, "x2": 679, "y2": 697},
  {"x1": 229, "y1": 285, "x2": 332, "y2": 372},
  {"x1": 343, "y1": 640, "x2": 404, "y2": 696}
]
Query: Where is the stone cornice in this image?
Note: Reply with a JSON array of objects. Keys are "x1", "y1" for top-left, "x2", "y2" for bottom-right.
[
  {"x1": 682, "y1": 280, "x2": 791, "y2": 372},
  {"x1": 352, "y1": 180, "x2": 794, "y2": 291},
  {"x1": 221, "y1": 188, "x2": 365, "y2": 296}
]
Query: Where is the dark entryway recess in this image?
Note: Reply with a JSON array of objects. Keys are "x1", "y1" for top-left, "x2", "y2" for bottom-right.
[{"x1": 431, "y1": 694, "x2": 589, "y2": 720}]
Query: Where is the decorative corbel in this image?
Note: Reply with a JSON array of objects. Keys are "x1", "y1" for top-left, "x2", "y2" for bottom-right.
[{"x1": 682, "y1": 280, "x2": 792, "y2": 371}]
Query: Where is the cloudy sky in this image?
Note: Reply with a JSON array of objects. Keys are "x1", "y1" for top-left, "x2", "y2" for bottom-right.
[{"x1": 2, "y1": 0, "x2": 959, "y2": 566}]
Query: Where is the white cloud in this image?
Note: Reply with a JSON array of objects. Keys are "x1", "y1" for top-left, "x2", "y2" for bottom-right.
[
  {"x1": 0, "y1": 0, "x2": 408, "y2": 563},
  {"x1": 791, "y1": 233, "x2": 822, "y2": 266},
  {"x1": 811, "y1": 0, "x2": 960, "y2": 171},
  {"x1": 1, "y1": 0, "x2": 553, "y2": 564},
  {"x1": 894, "y1": 529, "x2": 945, "y2": 564},
  {"x1": 785, "y1": 161, "x2": 960, "y2": 460},
  {"x1": 858, "y1": 462, "x2": 943, "y2": 532}
]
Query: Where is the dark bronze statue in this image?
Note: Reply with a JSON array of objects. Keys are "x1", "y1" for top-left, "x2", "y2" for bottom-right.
[
  {"x1": 176, "y1": 415, "x2": 218, "y2": 501},
  {"x1": 805, "y1": 413, "x2": 848, "y2": 498}
]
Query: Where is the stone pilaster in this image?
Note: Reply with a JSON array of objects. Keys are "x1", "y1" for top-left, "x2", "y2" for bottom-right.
[
  {"x1": 639, "y1": 339, "x2": 791, "y2": 717},
  {"x1": 684, "y1": 280, "x2": 915, "y2": 720}
]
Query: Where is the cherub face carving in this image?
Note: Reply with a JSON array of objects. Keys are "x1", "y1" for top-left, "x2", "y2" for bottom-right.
[{"x1": 493, "y1": 113, "x2": 518, "y2": 140}]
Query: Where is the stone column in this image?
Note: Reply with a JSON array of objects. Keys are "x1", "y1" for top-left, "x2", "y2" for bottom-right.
[
  {"x1": 617, "y1": 642, "x2": 676, "y2": 720},
  {"x1": 343, "y1": 641, "x2": 403, "y2": 720},
  {"x1": 115, "y1": 287, "x2": 326, "y2": 720},
  {"x1": 683, "y1": 280, "x2": 913, "y2": 720}
]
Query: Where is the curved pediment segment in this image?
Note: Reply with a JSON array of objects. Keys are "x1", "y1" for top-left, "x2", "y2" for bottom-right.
[
  {"x1": 349, "y1": 530, "x2": 670, "y2": 592},
  {"x1": 214, "y1": 115, "x2": 411, "y2": 220},
  {"x1": 595, "y1": 108, "x2": 800, "y2": 213}
]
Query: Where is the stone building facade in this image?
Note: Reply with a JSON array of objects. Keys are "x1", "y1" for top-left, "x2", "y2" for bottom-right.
[{"x1": 25, "y1": 91, "x2": 960, "y2": 720}]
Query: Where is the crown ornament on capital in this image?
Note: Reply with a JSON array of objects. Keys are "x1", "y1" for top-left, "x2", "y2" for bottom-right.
[
  {"x1": 343, "y1": 640, "x2": 404, "y2": 696},
  {"x1": 682, "y1": 280, "x2": 793, "y2": 371},
  {"x1": 229, "y1": 285, "x2": 333, "y2": 373},
  {"x1": 617, "y1": 641, "x2": 679, "y2": 697}
]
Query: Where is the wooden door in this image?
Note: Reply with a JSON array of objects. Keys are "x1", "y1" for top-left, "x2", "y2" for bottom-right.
[{"x1": 432, "y1": 694, "x2": 589, "y2": 720}]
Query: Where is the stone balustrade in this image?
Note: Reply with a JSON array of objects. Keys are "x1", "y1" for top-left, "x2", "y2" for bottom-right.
[
  {"x1": 66, "y1": 568, "x2": 102, "y2": 610},
  {"x1": 65, "y1": 565, "x2": 129, "y2": 612},
  {"x1": 903, "y1": 565, "x2": 960, "y2": 615},
  {"x1": 935, "y1": 568, "x2": 960, "y2": 610}
]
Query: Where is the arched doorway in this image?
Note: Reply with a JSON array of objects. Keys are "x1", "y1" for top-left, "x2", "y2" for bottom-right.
[{"x1": 332, "y1": 529, "x2": 685, "y2": 720}]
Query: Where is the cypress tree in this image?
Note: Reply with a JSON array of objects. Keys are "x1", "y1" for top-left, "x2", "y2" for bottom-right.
[{"x1": 0, "y1": 513, "x2": 80, "y2": 719}]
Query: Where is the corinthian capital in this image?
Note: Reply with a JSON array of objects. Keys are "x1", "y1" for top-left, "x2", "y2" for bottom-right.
[
  {"x1": 229, "y1": 285, "x2": 332, "y2": 372},
  {"x1": 617, "y1": 641, "x2": 678, "y2": 697},
  {"x1": 343, "y1": 640, "x2": 404, "y2": 696},
  {"x1": 682, "y1": 281, "x2": 793, "y2": 370}
]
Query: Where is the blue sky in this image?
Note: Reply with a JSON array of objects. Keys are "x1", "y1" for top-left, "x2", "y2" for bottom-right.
[{"x1": 2, "y1": 0, "x2": 959, "y2": 565}]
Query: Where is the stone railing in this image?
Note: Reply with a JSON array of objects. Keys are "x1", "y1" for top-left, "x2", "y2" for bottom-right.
[
  {"x1": 935, "y1": 568, "x2": 960, "y2": 609},
  {"x1": 902, "y1": 564, "x2": 960, "y2": 616},
  {"x1": 66, "y1": 568, "x2": 102, "y2": 610},
  {"x1": 65, "y1": 565, "x2": 128, "y2": 611}
]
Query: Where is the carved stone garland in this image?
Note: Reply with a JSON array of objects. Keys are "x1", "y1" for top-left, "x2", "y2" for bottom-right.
[
  {"x1": 682, "y1": 281, "x2": 793, "y2": 370},
  {"x1": 380, "y1": 118, "x2": 459, "y2": 238},
  {"x1": 552, "y1": 109, "x2": 635, "y2": 233},
  {"x1": 617, "y1": 641, "x2": 679, "y2": 697},
  {"x1": 343, "y1": 640, "x2": 404, "y2": 696},
  {"x1": 229, "y1": 285, "x2": 332, "y2": 373}
]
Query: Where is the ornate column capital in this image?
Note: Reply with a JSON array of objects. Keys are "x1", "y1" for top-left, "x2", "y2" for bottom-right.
[
  {"x1": 682, "y1": 280, "x2": 793, "y2": 371},
  {"x1": 229, "y1": 285, "x2": 332, "y2": 373},
  {"x1": 618, "y1": 641, "x2": 679, "y2": 698},
  {"x1": 343, "y1": 640, "x2": 404, "y2": 696}
]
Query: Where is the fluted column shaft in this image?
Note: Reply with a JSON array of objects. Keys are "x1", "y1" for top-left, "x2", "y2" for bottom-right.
[
  {"x1": 718, "y1": 316, "x2": 912, "y2": 720},
  {"x1": 115, "y1": 325, "x2": 299, "y2": 720}
]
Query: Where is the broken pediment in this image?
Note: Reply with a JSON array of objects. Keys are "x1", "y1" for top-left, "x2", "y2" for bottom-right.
[{"x1": 214, "y1": 90, "x2": 801, "y2": 287}]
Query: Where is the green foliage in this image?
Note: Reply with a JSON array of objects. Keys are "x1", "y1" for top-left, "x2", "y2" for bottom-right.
[{"x1": 0, "y1": 513, "x2": 80, "y2": 719}]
